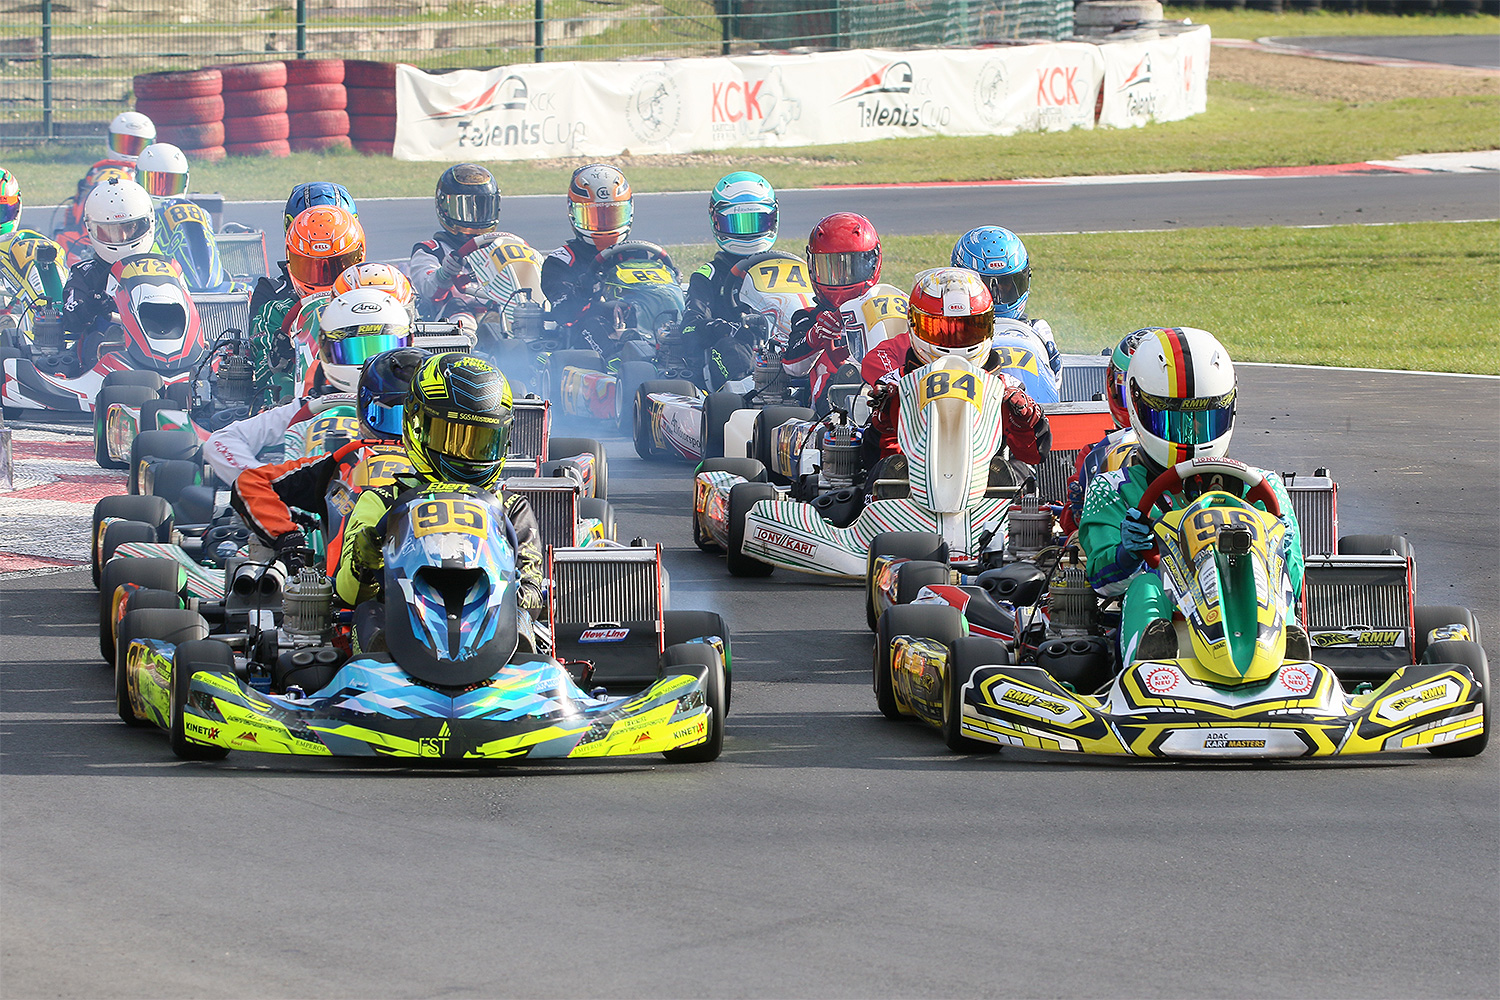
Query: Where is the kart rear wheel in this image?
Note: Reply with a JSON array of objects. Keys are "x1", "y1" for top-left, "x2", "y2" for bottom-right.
[
  {"x1": 92, "y1": 494, "x2": 173, "y2": 587},
  {"x1": 142, "y1": 459, "x2": 202, "y2": 508},
  {"x1": 896, "y1": 560, "x2": 952, "y2": 606},
  {"x1": 664, "y1": 610, "x2": 732, "y2": 715},
  {"x1": 875, "y1": 604, "x2": 964, "y2": 722},
  {"x1": 700, "y1": 390, "x2": 743, "y2": 461},
  {"x1": 115, "y1": 598, "x2": 187, "y2": 726},
  {"x1": 616, "y1": 360, "x2": 656, "y2": 432},
  {"x1": 100, "y1": 558, "x2": 185, "y2": 664},
  {"x1": 578, "y1": 497, "x2": 616, "y2": 543},
  {"x1": 547, "y1": 349, "x2": 603, "y2": 406},
  {"x1": 752, "y1": 405, "x2": 815, "y2": 486},
  {"x1": 726, "y1": 481, "x2": 777, "y2": 578},
  {"x1": 661, "y1": 642, "x2": 726, "y2": 763},
  {"x1": 944, "y1": 637, "x2": 1007, "y2": 754},
  {"x1": 92, "y1": 385, "x2": 158, "y2": 469},
  {"x1": 129, "y1": 430, "x2": 200, "y2": 496},
  {"x1": 1415, "y1": 606, "x2": 1482, "y2": 660},
  {"x1": 1424, "y1": 639, "x2": 1488, "y2": 758},
  {"x1": 865, "y1": 532, "x2": 949, "y2": 632},
  {"x1": 170, "y1": 638, "x2": 233, "y2": 761},
  {"x1": 1338, "y1": 534, "x2": 1416, "y2": 560},
  {"x1": 100, "y1": 370, "x2": 165, "y2": 393}
]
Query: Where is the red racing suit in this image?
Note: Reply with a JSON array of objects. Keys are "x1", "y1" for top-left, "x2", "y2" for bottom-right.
[{"x1": 781, "y1": 302, "x2": 848, "y2": 405}]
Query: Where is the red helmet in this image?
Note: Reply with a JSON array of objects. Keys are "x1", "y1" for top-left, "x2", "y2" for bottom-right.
[
  {"x1": 908, "y1": 267, "x2": 994, "y2": 366},
  {"x1": 806, "y1": 212, "x2": 880, "y2": 307}
]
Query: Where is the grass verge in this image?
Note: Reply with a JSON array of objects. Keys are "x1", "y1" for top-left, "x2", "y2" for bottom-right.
[
  {"x1": 1163, "y1": 6, "x2": 1500, "y2": 38},
  {"x1": 668, "y1": 221, "x2": 1500, "y2": 375}
]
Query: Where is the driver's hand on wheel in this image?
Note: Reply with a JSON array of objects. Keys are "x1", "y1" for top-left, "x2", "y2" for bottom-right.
[{"x1": 1120, "y1": 508, "x2": 1154, "y2": 557}]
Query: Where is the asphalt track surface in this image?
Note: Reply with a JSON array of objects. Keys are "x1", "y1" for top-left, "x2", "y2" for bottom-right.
[
  {"x1": 1269, "y1": 33, "x2": 1500, "y2": 70},
  {"x1": 2, "y1": 362, "x2": 1496, "y2": 999}
]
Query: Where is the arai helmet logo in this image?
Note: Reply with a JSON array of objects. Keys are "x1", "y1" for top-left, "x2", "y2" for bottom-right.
[{"x1": 350, "y1": 300, "x2": 382, "y2": 313}]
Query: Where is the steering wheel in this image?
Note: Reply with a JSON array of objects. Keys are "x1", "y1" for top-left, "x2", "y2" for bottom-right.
[
  {"x1": 593, "y1": 241, "x2": 677, "y2": 277},
  {"x1": 1134, "y1": 457, "x2": 1281, "y2": 568}
]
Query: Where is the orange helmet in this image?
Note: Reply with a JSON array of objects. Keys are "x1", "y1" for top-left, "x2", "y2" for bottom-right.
[
  {"x1": 286, "y1": 205, "x2": 365, "y2": 297},
  {"x1": 333, "y1": 261, "x2": 415, "y2": 312}
]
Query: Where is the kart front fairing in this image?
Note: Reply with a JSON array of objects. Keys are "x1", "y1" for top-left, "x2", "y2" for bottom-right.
[
  {"x1": 601, "y1": 261, "x2": 685, "y2": 338},
  {"x1": 109, "y1": 254, "x2": 206, "y2": 373}
]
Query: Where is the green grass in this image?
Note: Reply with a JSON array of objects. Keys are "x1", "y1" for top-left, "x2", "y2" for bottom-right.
[
  {"x1": 669, "y1": 221, "x2": 1500, "y2": 374},
  {"x1": 1164, "y1": 6, "x2": 1500, "y2": 38}
]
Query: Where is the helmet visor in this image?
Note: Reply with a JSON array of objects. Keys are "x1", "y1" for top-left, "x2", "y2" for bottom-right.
[
  {"x1": 440, "y1": 192, "x2": 500, "y2": 227},
  {"x1": 713, "y1": 205, "x2": 776, "y2": 237},
  {"x1": 90, "y1": 216, "x2": 151, "y2": 246},
  {"x1": 911, "y1": 306, "x2": 994, "y2": 350},
  {"x1": 983, "y1": 270, "x2": 1030, "y2": 307},
  {"x1": 109, "y1": 132, "x2": 151, "y2": 158},
  {"x1": 0, "y1": 194, "x2": 18, "y2": 229},
  {"x1": 322, "y1": 328, "x2": 411, "y2": 367},
  {"x1": 425, "y1": 413, "x2": 509, "y2": 464},
  {"x1": 570, "y1": 200, "x2": 632, "y2": 235},
  {"x1": 289, "y1": 247, "x2": 365, "y2": 294},
  {"x1": 362, "y1": 397, "x2": 405, "y2": 437},
  {"x1": 1131, "y1": 383, "x2": 1236, "y2": 446},
  {"x1": 810, "y1": 249, "x2": 879, "y2": 288},
  {"x1": 1107, "y1": 364, "x2": 1129, "y2": 424},
  {"x1": 141, "y1": 170, "x2": 188, "y2": 198}
]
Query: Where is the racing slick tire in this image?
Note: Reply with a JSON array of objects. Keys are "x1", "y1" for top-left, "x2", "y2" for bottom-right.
[
  {"x1": 865, "y1": 531, "x2": 949, "y2": 632},
  {"x1": 91, "y1": 494, "x2": 173, "y2": 586},
  {"x1": 1423, "y1": 639, "x2": 1488, "y2": 758},
  {"x1": 100, "y1": 520, "x2": 156, "y2": 577},
  {"x1": 752, "y1": 405, "x2": 815, "y2": 486},
  {"x1": 101, "y1": 370, "x2": 166, "y2": 392},
  {"x1": 136, "y1": 396, "x2": 181, "y2": 434},
  {"x1": 546, "y1": 349, "x2": 602, "y2": 405},
  {"x1": 170, "y1": 638, "x2": 233, "y2": 761},
  {"x1": 616, "y1": 360, "x2": 656, "y2": 432},
  {"x1": 93, "y1": 384, "x2": 159, "y2": 469},
  {"x1": 660, "y1": 642, "x2": 726, "y2": 763},
  {"x1": 1415, "y1": 606, "x2": 1482, "y2": 660},
  {"x1": 693, "y1": 459, "x2": 767, "y2": 553},
  {"x1": 700, "y1": 390, "x2": 743, "y2": 461},
  {"x1": 143, "y1": 459, "x2": 202, "y2": 508},
  {"x1": 1338, "y1": 534, "x2": 1416, "y2": 561},
  {"x1": 875, "y1": 604, "x2": 964, "y2": 721},
  {"x1": 633, "y1": 379, "x2": 698, "y2": 461},
  {"x1": 944, "y1": 636, "x2": 1008, "y2": 754},
  {"x1": 100, "y1": 558, "x2": 185, "y2": 664},
  {"x1": 664, "y1": 610, "x2": 732, "y2": 714},
  {"x1": 129, "y1": 429, "x2": 200, "y2": 495},
  {"x1": 578, "y1": 498, "x2": 616, "y2": 542},
  {"x1": 547, "y1": 436, "x2": 607, "y2": 499},
  {"x1": 115, "y1": 597, "x2": 186, "y2": 725},
  {"x1": 726, "y1": 481, "x2": 777, "y2": 578},
  {"x1": 896, "y1": 560, "x2": 952, "y2": 606}
]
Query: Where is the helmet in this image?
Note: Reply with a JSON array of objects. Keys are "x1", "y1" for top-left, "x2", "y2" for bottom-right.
[
  {"x1": 84, "y1": 177, "x2": 156, "y2": 264},
  {"x1": 317, "y1": 288, "x2": 413, "y2": 394},
  {"x1": 709, "y1": 171, "x2": 777, "y2": 256},
  {"x1": 356, "y1": 346, "x2": 429, "y2": 441},
  {"x1": 436, "y1": 163, "x2": 501, "y2": 237},
  {"x1": 108, "y1": 111, "x2": 156, "y2": 163},
  {"x1": 404, "y1": 353, "x2": 513, "y2": 490},
  {"x1": 0, "y1": 168, "x2": 18, "y2": 237},
  {"x1": 1107, "y1": 327, "x2": 1162, "y2": 429},
  {"x1": 567, "y1": 164, "x2": 632, "y2": 250},
  {"x1": 285, "y1": 206, "x2": 365, "y2": 297},
  {"x1": 1125, "y1": 327, "x2": 1237, "y2": 469},
  {"x1": 950, "y1": 226, "x2": 1030, "y2": 320},
  {"x1": 135, "y1": 143, "x2": 189, "y2": 201},
  {"x1": 907, "y1": 267, "x2": 995, "y2": 366},
  {"x1": 806, "y1": 212, "x2": 880, "y2": 307},
  {"x1": 333, "y1": 262, "x2": 415, "y2": 313},
  {"x1": 283, "y1": 182, "x2": 357, "y2": 233}
]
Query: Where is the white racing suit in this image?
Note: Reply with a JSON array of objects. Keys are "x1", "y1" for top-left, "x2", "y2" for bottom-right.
[{"x1": 203, "y1": 392, "x2": 354, "y2": 483}]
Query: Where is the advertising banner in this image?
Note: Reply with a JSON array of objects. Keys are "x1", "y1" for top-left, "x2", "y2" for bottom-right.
[{"x1": 394, "y1": 28, "x2": 1210, "y2": 162}]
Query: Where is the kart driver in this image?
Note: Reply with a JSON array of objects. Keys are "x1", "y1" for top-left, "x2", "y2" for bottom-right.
[
  {"x1": 1076, "y1": 326, "x2": 1306, "y2": 665},
  {"x1": 1059, "y1": 327, "x2": 1153, "y2": 534},
  {"x1": 541, "y1": 163, "x2": 634, "y2": 338},
  {"x1": 409, "y1": 163, "x2": 503, "y2": 321},
  {"x1": 62, "y1": 112, "x2": 156, "y2": 236},
  {"x1": 781, "y1": 212, "x2": 878, "y2": 410},
  {"x1": 1, "y1": 168, "x2": 22, "y2": 240},
  {"x1": 949, "y1": 226, "x2": 1061, "y2": 376},
  {"x1": 60, "y1": 177, "x2": 156, "y2": 346}
]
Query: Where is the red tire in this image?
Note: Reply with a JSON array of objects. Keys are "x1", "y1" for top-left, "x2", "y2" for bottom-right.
[
  {"x1": 289, "y1": 134, "x2": 353, "y2": 153},
  {"x1": 344, "y1": 60, "x2": 396, "y2": 89},
  {"x1": 223, "y1": 87, "x2": 287, "y2": 118},
  {"x1": 135, "y1": 95, "x2": 224, "y2": 125},
  {"x1": 157, "y1": 120, "x2": 225, "y2": 149},
  {"x1": 288, "y1": 109, "x2": 348, "y2": 139},
  {"x1": 134, "y1": 69, "x2": 222, "y2": 101},
  {"x1": 214, "y1": 61, "x2": 287, "y2": 92},
  {"x1": 345, "y1": 85, "x2": 395, "y2": 117},
  {"x1": 182, "y1": 145, "x2": 227, "y2": 163},
  {"x1": 286, "y1": 83, "x2": 346, "y2": 112},
  {"x1": 284, "y1": 59, "x2": 344, "y2": 86},
  {"x1": 349, "y1": 114, "x2": 396, "y2": 141},
  {"x1": 224, "y1": 113, "x2": 290, "y2": 143},
  {"x1": 352, "y1": 139, "x2": 394, "y2": 157},
  {"x1": 226, "y1": 139, "x2": 291, "y2": 158}
]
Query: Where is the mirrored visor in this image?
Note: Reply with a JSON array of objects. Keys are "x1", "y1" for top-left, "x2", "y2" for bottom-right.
[
  {"x1": 363, "y1": 398, "x2": 404, "y2": 437},
  {"x1": 109, "y1": 132, "x2": 151, "y2": 158},
  {"x1": 983, "y1": 270, "x2": 1030, "y2": 306},
  {"x1": 569, "y1": 200, "x2": 632, "y2": 235},
  {"x1": 440, "y1": 192, "x2": 500, "y2": 225},
  {"x1": 141, "y1": 170, "x2": 188, "y2": 198},
  {"x1": 289, "y1": 247, "x2": 365, "y2": 293},
  {"x1": 0, "y1": 195, "x2": 18, "y2": 228},
  {"x1": 321, "y1": 328, "x2": 411, "y2": 367},
  {"x1": 1131, "y1": 383, "x2": 1236, "y2": 445},
  {"x1": 90, "y1": 217, "x2": 151, "y2": 246},
  {"x1": 911, "y1": 306, "x2": 994, "y2": 350},
  {"x1": 809, "y1": 249, "x2": 878, "y2": 287},
  {"x1": 713, "y1": 205, "x2": 776, "y2": 237},
  {"x1": 425, "y1": 413, "x2": 508, "y2": 463}
]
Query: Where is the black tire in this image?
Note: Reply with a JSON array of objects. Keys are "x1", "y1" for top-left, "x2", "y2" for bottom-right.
[
  {"x1": 632, "y1": 379, "x2": 699, "y2": 461},
  {"x1": 944, "y1": 637, "x2": 1008, "y2": 754},
  {"x1": 101, "y1": 520, "x2": 156, "y2": 571},
  {"x1": 161, "y1": 381, "x2": 192, "y2": 409},
  {"x1": 875, "y1": 604, "x2": 965, "y2": 722},
  {"x1": 170, "y1": 638, "x2": 233, "y2": 761},
  {"x1": 697, "y1": 457, "x2": 767, "y2": 482},
  {"x1": 100, "y1": 370, "x2": 165, "y2": 392},
  {"x1": 1424, "y1": 639, "x2": 1489, "y2": 758},
  {"x1": 700, "y1": 390, "x2": 743, "y2": 461},
  {"x1": 578, "y1": 497, "x2": 616, "y2": 543},
  {"x1": 548, "y1": 436, "x2": 608, "y2": 500},
  {"x1": 1414, "y1": 606, "x2": 1481, "y2": 660},
  {"x1": 896, "y1": 560, "x2": 952, "y2": 606},
  {"x1": 615, "y1": 360, "x2": 657, "y2": 431},
  {"x1": 865, "y1": 531, "x2": 949, "y2": 632},
  {"x1": 136, "y1": 396, "x2": 181, "y2": 434},
  {"x1": 725, "y1": 481, "x2": 777, "y2": 578},
  {"x1": 93, "y1": 385, "x2": 158, "y2": 469},
  {"x1": 91, "y1": 494, "x2": 173, "y2": 587},
  {"x1": 100, "y1": 558, "x2": 185, "y2": 664},
  {"x1": 547, "y1": 349, "x2": 603, "y2": 404},
  {"x1": 114, "y1": 596, "x2": 186, "y2": 725},
  {"x1": 129, "y1": 429, "x2": 200, "y2": 496},
  {"x1": 663, "y1": 610, "x2": 732, "y2": 715},
  {"x1": 1338, "y1": 534, "x2": 1416, "y2": 560},
  {"x1": 752, "y1": 405, "x2": 815, "y2": 485},
  {"x1": 660, "y1": 643, "x2": 726, "y2": 763},
  {"x1": 143, "y1": 458, "x2": 202, "y2": 507}
]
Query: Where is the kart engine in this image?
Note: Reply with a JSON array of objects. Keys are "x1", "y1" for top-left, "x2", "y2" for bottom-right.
[
  {"x1": 214, "y1": 348, "x2": 254, "y2": 406},
  {"x1": 1006, "y1": 495, "x2": 1052, "y2": 561},
  {"x1": 282, "y1": 567, "x2": 334, "y2": 643},
  {"x1": 819, "y1": 418, "x2": 863, "y2": 489},
  {"x1": 1046, "y1": 551, "x2": 1099, "y2": 638}
]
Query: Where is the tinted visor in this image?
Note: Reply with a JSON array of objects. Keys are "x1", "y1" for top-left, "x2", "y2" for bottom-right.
[
  {"x1": 1, "y1": 194, "x2": 18, "y2": 229},
  {"x1": 141, "y1": 170, "x2": 188, "y2": 198},
  {"x1": 983, "y1": 270, "x2": 1030, "y2": 307},
  {"x1": 425, "y1": 413, "x2": 508, "y2": 464},
  {"x1": 1131, "y1": 383, "x2": 1236, "y2": 446},
  {"x1": 90, "y1": 216, "x2": 151, "y2": 246},
  {"x1": 363, "y1": 397, "x2": 404, "y2": 437},
  {"x1": 109, "y1": 132, "x2": 151, "y2": 158},
  {"x1": 322, "y1": 327, "x2": 411, "y2": 367},
  {"x1": 570, "y1": 200, "x2": 632, "y2": 235},
  {"x1": 440, "y1": 192, "x2": 500, "y2": 227},
  {"x1": 289, "y1": 247, "x2": 365, "y2": 293},
  {"x1": 911, "y1": 306, "x2": 994, "y2": 350},
  {"x1": 810, "y1": 249, "x2": 879, "y2": 288},
  {"x1": 713, "y1": 205, "x2": 776, "y2": 237}
]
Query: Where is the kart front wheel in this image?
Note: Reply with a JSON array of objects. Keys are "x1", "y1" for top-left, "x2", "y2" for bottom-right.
[
  {"x1": 664, "y1": 610, "x2": 732, "y2": 715},
  {"x1": 1425, "y1": 639, "x2": 1488, "y2": 758},
  {"x1": 865, "y1": 531, "x2": 948, "y2": 632},
  {"x1": 875, "y1": 603, "x2": 963, "y2": 722},
  {"x1": 92, "y1": 385, "x2": 158, "y2": 470},
  {"x1": 129, "y1": 429, "x2": 199, "y2": 496},
  {"x1": 91, "y1": 493, "x2": 174, "y2": 588},
  {"x1": 114, "y1": 601, "x2": 191, "y2": 726},
  {"x1": 1415, "y1": 606, "x2": 1481, "y2": 660},
  {"x1": 725, "y1": 481, "x2": 776, "y2": 578},
  {"x1": 170, "y1": 639, "x2": 234, "y2": 761},
  {"x1": 99, "y1": 557, "x2": 186, "y2": 665},
  {"x1": 661, "y1": 642, "x2": 726, "y2": 764},
  {"x1": 944, "y1": 637, "x2": 1007, "y2": 755}
]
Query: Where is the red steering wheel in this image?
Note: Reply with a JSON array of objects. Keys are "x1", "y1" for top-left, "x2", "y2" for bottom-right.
[{"x1": 1134, "y1": 457, "x2": 1281, "y2": 568}]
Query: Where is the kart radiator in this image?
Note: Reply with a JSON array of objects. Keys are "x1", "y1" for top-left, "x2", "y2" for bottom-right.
[
  {"x1": 504, "y1": 399, "x2": 549, "y2": 476},
  {"x1": 1058, "y1": 355, "x2": 1107, "y2": 404},
  {"x1": 551, "y1": 546, "x2": 662, "y2": 627},
  {"x1": 216, "y1": 231, "x2": 269, "y2": 280},
  {"x1": 1035, "y1": 448, "x2": 1079, "y2": 505},
  {"x1": 1283, "y1": 472, "x2": 1337, "y2": 557},
  {"x1": 1302, "y1": 554, "x2": 1414, "y2": 682},
  {"x1": 194, "y1": 292, "x2": 251, "y2": 341},
  {"x1": 503, "y1": 478, "x2": 578, "y2": 551}
]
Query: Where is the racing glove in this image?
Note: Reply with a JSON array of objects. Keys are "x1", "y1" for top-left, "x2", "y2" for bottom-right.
[
  {"x1": 806, "y1": 310, "x2": 844, "y2": 352},
  {"x1": 1120, "y1": 508, "x2": 1154, "y2": 558},
  {"x1": 438, "y1": 233, "x2": 499, "y2": 286},
  {"x1": 1031, "y1": 319, "x2": 1063, "y2": 375},
  {"x1": 274, "y1": 530, "x2": 308, "y2": 573}
]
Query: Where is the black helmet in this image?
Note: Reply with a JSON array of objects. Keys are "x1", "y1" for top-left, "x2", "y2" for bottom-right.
[
  {"x1": 357, "y1": 347, "x2": 430, "y2": 441},
  {"x1": 436, "y1": 163, "x2": 500, "y2": 237},
  {"x1": 403, "y1": 353, "x2": 513, "y2": 489}
]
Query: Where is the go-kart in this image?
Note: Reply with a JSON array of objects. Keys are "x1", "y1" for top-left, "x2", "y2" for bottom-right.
[
  {"x1": 0, "y1": 231, "x2": 70, "y2": 346},
  {"x1": 874, "y1": 457, "x2": 1487, "y2": 759},
  {"x1": 112, "y1": 483, "x2": 729, "y2": 763}
]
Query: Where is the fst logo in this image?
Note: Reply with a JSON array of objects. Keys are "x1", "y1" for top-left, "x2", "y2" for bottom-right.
[{"x1": 1036, "y1": 66, "x2": 1082, "y2": 106}]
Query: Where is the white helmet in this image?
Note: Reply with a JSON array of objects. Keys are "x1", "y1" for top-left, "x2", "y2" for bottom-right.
[
  {"x1": 316, "y1": 288, "x2": 413, "y2": 393},
  {"x1": 108, "y1": 111, "x2": 156, "y2": 163},
  {"x1": 1124, "y1": 327, "x2": 1237, "y2": 469},
  {"x1": 84, "y1": 177, "x2": 156, "y2": 264},
  {"x1": 907, "y1": 266, "x2": 995, "y2": 366},
  {"x1": 135, "y1": 142, "x2": 189, "y2": 201}
]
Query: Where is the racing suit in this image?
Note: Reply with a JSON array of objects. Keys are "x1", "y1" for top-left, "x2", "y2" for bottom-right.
[
  {"x1": 681, "y1": 250, "x2": 755, "y2": 390},
  {"x1": 781, "y1": 302, "x2": 848, "y2": 407},
  {"x1": 1060, "y1": 427, "x2": 1137, "y2": 535},
  {"x1": 410, "y1": 230, "x2": 491, "y2": 321},
  {"x1": 248, "y1": 261, "x2": 301, "y2": 406},
  {"x1": 60, "y1": 254, "x2": 112, "y2": 340},
  {"x1": 203, "y1": 382, "x2": 349, "y2": 483},
  {"x1": 1077, "y1": 458, "x2": 1304, "y2": 665},
  {"x1": 540, "y1": 237, "x2": 615, "y2": 348}
]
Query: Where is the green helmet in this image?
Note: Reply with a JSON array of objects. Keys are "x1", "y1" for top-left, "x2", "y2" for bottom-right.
[
  {"x1": 1, "y1": 168, "x2": 20, "y2": 237},
  {"x1": 403, "y1": 353, "x2": 513, "y2": 490},
  {"x1": 709, "y1": 171, "x2": 776, "y2": 256}
]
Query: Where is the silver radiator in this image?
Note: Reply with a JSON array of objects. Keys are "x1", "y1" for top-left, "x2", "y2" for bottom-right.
[
  {"x1": 551, "y1": 546, "x2": 662, "y2": 626},
  {"x1": 194, "y1": 292, "x2": 252, "y2": 341},
  {"x1": 510, "y1": 399, "x2": 549, "y2": 465},
  {"x1": 1284, "y1": 474, "x2": 1338, "y2": 557},
  {"x1": 1058, "y1": 354, "x2": 1108, "y2": 404},
  {"x1": 216, "y1": 232, "x2": 269, "y2": 280},
  {"x1": 503, "y1": 478, "x2": 577, "y2": 551},
  {"x1": 1035, "y1": 447, "x2": 1080, "y2": 504},
  {"x1": 1303, "y1": 553, "x2": 1414, "y2": 680}
]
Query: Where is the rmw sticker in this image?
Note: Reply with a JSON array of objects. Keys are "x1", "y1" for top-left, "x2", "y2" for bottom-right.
[{"x1": 579, "y1": 627, "x2": 630, "y2": 643}]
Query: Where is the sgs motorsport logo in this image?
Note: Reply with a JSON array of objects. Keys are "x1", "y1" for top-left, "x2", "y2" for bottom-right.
[
  {"x1": 838, "y1": 60, "x2": 952, "y2": 130},
  {"x1": 423, "y1": 72, "x2": 586, "y2": 152},
  {"x1": 626, "y1": 70, "x2": 682, "y2": 143}
]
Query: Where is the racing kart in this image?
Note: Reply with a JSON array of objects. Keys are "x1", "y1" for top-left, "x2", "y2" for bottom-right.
[
  {"x1": 110, "y1": 483, "x2": 729, "y2": 763},
  {"x1": 0, "y1": 231, "x2": 70, "y2": 346},
  {"x1": 873, "y1": 457, "x2": 1487, "y2": 759}
]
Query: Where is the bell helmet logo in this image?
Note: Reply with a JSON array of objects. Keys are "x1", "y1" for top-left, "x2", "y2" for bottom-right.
[
  {"x1": 839, "y1": 61, "x2": 914, "y2": 103},
  {"x1": 311, "y1": 241, "x2": 331, "y2": 253}
]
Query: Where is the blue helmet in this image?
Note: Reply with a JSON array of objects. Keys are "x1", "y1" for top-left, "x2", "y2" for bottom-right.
[
  {"x1": 284, "y1": 182, "x2": 358, "y2": 233},
  {"x1": 709, "y1": 171, "x2": 777, "y2": 256},
  {"x1": 951, "y1": 226, "x2": 1030, "y2": 320}
]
